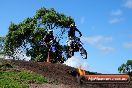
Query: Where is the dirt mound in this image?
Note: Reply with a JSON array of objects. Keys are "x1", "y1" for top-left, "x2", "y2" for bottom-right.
[
  {"x1": 10, "y1": 60, "x2": 78, "y2": 84},
  {"x1": 6, "y1": 59, "x2": 132, "y2": 88}
]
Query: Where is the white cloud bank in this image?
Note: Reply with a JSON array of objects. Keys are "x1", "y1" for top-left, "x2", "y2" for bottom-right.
[
  {"x1": 81, "y1": 36, "x2": 112, "y2": 45},
  {"x1": 123, "y1": 42, "x2": 132, "y2": 48},
  {"x1": 109, "y1": 9, "x2": 123, "y2": 24},
  {"x1": 124, "y1": 0, "x2": 132, "y2": 8},
  {"x1": 109, "y1": 18, "x2": 123, "y2": 24},
  {"x1": 81, "y1": 36, "x2": 114, "y2": 53},
  {"x1": 111, "y1": 9, "x2": 122, "y2": 16},
  {"x1": 96, "y1": 45, "x2": 114, "y2": 53}
]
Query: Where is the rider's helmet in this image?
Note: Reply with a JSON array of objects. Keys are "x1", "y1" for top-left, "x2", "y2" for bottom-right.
[
  {"x1": 70, "y1": 23, "x2": 76, "y2": 28},
  {"x1": 47, "y1": 29, "x2": 53, "y2": 34}
]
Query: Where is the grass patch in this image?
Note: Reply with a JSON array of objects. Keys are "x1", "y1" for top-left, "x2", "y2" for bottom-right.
[
  {"x1": 0, "y1": 69, "x2": 47, "y2": 88},
  {"x1": 18, "y1": 70, "x2": 47, "y2": 83}
]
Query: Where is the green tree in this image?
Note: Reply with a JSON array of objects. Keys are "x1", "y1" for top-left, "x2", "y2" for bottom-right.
[
  {"x1": 126, "y1": 60, "x2": 132, "y2": 73},
  {"x1": 118, "y1": 60, "x2": 132, "y2": 75},
  {"x1": 4, "y1": 7, "x2": 75, "y2": 63},
  {"x1": 118, "y1": 63, "x2": 128, "y2": 73}
]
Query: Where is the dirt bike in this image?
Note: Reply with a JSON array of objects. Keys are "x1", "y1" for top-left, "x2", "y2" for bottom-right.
[{"x1": 66, "y1": 37, "x2": 87, "y2": 59}]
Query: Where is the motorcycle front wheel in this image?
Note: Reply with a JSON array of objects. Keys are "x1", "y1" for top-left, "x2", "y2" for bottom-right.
[{"x1": 80, "y1": 48, "x2": 87, "y2": 59}]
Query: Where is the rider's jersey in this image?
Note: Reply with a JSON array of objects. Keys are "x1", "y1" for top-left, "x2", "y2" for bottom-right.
[
  {"x1": 68, "y1": 27, "x2": 82, "y2": 38},
  {"x1": 44, "y1": 34, "x2": 54, "y2": 44},
  {"x1": 68, "y1": 28, "x2": 76, "y2": 37},
  {"x1": 50, "y1": 45, "x2": 56, "y2": 52}
]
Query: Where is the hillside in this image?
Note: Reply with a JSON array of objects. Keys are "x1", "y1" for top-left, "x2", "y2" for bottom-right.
[{"x1": 1, "y1": 59, "x2": 132, "y2": 88}]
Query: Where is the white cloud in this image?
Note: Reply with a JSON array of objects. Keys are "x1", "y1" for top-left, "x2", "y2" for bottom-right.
[
  {"x1": 111, "y1": 9, "x2": 122, "y2": 16},
  {"x1": 96, "y1": 45, "x2": 114, "y2": 53},
  {"x1": 81, "y1": 36, "x2": 112, "y2": 45},
  {"x1": 124, "y1": 0, "x2": 132, "y2": 8},
  {"x1": 123, "y1": 42, "x2": 132, "y2": 48},
  {"x1": 81, "y1": 36, "x2": 114, "y2": 53},
  {"x1": 109, "y1": 9, "x2": 124, "y2": 24},
  {"x1": 64, "y1": 56, "x2": 88, "y2": 70},
  {"x1": 109, "y1": 18, "x2": 123, "y2": 24},
  {"x1": 80, "y1": 17, "x2": 85, "y2": 24}
]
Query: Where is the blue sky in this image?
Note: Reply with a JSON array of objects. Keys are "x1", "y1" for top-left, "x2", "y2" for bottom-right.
[{"x1": 0, "y1": 0, "x2": 132, "y2": 73}]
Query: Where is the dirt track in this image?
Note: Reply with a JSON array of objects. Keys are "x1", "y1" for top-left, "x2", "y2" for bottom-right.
[{"x1": 7, "y1": 59, "x2": 132, "y2": 88}]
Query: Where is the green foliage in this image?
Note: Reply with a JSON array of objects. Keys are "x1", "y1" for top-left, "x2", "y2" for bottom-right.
[
  {"x1": 127, "y1": 60, "x2": 132, "y2": 65},
  {"x1": 4, "y1": 7, "x2": 75, "y2": 63},
  {"x1": 118, "y1": 63, "x2": 132, "y2": 74},
  {"x1": 36, "y1": 8, "x2": 74, "y2": 28},
  {"x1": 0, "y1": 70, "x2": 47, "y2": 88},
  {"x1": 118, "y1": 60, "x2": 132, "y2": 78},
  {"x1": 118, "y1": 63, "x2": 128, "y2": 73}
]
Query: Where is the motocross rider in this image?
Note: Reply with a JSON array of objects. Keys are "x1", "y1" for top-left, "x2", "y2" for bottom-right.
[
  {"x1": 67, "y1": 23, "x2": 82, "y2": 51},
  {"x1": 43, "y1": 30, "x2": 54, "y2": 48}
]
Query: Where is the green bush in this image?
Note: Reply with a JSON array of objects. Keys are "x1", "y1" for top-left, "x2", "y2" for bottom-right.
[{"x1": 0, "y1": 70, "x2": 47, "y2": 88}]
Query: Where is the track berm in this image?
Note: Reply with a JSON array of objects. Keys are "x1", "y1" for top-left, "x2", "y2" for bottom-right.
[{"x1": 2, "y1": 59, "x2": 132, "y2": 88}]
